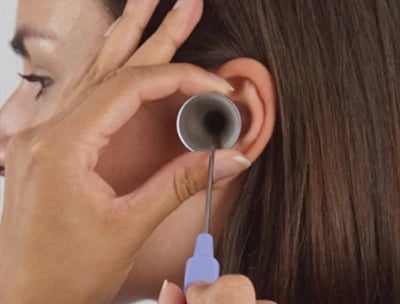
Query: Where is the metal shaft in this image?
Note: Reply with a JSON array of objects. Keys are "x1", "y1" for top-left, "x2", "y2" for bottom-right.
[{"x1": 204, "y1": 148, "x2": 216, "y2": 233}]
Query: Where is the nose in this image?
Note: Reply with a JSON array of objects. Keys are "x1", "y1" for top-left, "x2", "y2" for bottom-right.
[
  {"x1": 0, "y1": 101, "x2": 16, "y2": 177},
  {"x1": 0, "y1": 134, "x2": 9, "y2": 176},
  {"x1": 0, "y1": 84, "x2": 38, "y2": 176},
  {"x1": 0, "y1": 115, "x2": 9, "y2": 176}
]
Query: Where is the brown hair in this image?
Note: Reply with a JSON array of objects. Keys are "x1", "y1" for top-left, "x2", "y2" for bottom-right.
[{"x1": 106, "y1": 1, "x2": 400, "y2": 303}]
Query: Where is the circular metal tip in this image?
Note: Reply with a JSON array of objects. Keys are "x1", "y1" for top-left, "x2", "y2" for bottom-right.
[{"x1": 176, "y1": 93, "x2": 242, "y2": 151}]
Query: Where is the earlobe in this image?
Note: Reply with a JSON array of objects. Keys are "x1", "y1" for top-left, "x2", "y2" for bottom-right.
[{"x1": 212, "y1": 58, "x2": 276, "y2": 161}]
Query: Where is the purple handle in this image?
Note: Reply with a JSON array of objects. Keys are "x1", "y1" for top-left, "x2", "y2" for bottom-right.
[{"x1": 184, "y1": 233, "x2": 220, "y2": 292}]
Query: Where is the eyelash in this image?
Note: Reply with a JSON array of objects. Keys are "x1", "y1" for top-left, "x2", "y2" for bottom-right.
[{"x1": 18, "y1": 73, "x2": 54, "y2": 100}]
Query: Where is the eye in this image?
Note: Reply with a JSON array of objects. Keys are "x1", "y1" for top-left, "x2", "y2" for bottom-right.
[{"x1": 18, "y1": 73, "x2": 54, "y2": 100}]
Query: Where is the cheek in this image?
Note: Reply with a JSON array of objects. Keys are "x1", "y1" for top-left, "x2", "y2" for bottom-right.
[{"x1": 95, "y1": 98, "x2": 187, "y2": 196}]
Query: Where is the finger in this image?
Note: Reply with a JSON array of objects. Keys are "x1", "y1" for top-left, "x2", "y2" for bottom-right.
[
  {"x1": 96, "y1": 0, "x2": 160, "y2": 74},
  {"x1": 257, "y1": 301, "x2": 278, "y2": 304},
  {"x1": 126, "y1": 0, "x2": 203, "y2": 66},
  {"x1": 158, "y1": 281, "x2": 186, "y2": 304},
  {"x1": 186, "y1": 275, "x2": 257, "y2": 304},
  {"x1": 185, "y1": 282, "x2": 210, "y2": 304},
  {"x1": 117, "y1": 149, "x2": 250, "y2": 247},
  {"x1": 63, "y1": 64, "x2": 233, "y2": 159}
]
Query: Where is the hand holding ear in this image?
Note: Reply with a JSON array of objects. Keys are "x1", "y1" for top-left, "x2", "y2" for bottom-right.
[
  {"x1": 158, "y1": 275, "x2": 277, "y2": 304},
  {"x1": 0, "y1": 0, "x2": 251, "y2": 303}
]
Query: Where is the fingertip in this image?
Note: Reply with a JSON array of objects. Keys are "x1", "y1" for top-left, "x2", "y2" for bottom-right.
[
  {"x1": 173, "y1": 0, "x2": 204, "y2": 15},
  {"x1": 208, "y1": 72, "x2": 235, "y2": 95},
  {"x1": 158, "y1": 280, "x2": 186, "y2": 304},
  {"x1": 185, "y1": 282, "x2": 210, "y2": 301},
  {"x1": 183, "y1": 149, "x2": 251, "y2": 181},
  {"x1": 189, "y1": 0, "x2": 204, "y2": 23},
  {"x1": 213, "y1": 149, "x2": 246, "y2": 159},
  {"x1": 171, "y1": 0, "x2": 204, "y2": 41},
  {"x1": 124, "y1": 0, "x2": 159, "y2": 14}
]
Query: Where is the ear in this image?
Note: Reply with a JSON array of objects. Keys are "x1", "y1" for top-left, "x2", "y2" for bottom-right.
[{"x1": 212, "y1": 58, "x2": 276, "y2": 162}]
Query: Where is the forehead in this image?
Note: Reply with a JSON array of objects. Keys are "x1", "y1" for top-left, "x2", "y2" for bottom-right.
[
  {"x1": 16, "y1": 0, "x2": 112, "y2": 45},
  {"x1": 16, "y1": 0, "x2": 113, "y2": 71}
]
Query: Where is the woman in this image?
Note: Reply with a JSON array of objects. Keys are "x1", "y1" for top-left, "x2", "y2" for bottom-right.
[{"x1": 0, "y1": 0, "x2": 399, "y2": 303}]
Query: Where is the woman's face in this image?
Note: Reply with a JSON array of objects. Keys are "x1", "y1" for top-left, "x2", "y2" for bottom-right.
[{"x1": 0, "y1": 0, "x2": 236, "y2": 302}]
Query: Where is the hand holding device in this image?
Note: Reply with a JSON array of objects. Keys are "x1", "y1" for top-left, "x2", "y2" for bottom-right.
[{"x1": 0, "y1": 1, "x2": 248, "y2": 303}]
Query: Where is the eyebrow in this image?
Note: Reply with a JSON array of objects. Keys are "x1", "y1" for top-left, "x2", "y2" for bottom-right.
[{"x1": 10, "y1": 26, "x2": 56, "y2": 58}]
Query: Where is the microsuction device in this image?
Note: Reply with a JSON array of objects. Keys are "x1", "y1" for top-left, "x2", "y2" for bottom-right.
[{"x1": 176, "y1": 92, "x2": 242, "y2": 291}]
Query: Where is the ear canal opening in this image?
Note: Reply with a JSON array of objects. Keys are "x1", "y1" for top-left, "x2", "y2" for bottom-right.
[{"x1": 202, "y1": 110, "x2": 227, "y2": 148}]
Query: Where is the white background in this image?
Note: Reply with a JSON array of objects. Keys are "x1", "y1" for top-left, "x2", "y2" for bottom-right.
[
  {"x1": 0, "y1": 1, "x2": 156, "y2": 303},
  {"x1": 0, "y1": 0, "x2": 20, "y2": 215}
]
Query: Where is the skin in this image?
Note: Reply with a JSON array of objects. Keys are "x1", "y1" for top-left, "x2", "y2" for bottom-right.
[{"x1": 0, "y1": 0, "x2": 277, "y2": 303}]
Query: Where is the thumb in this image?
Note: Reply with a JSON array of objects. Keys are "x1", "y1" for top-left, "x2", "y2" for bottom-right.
[
  {"x1": 117, "y1": 149, "x2": 251, "y2": 238},
  {"x1": 158, "y1": 280, "x2": 186, "y2": 304}
]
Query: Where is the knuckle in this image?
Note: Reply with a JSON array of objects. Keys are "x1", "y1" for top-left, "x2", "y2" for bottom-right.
[
  {"x1": 153, "y1": 31, "x2": 183, "y2": 51},
  {"x1": 29, "y1": 136, "x2": 55, "y2": 160},
  {"x1": 101, "y1": 67, "x2": 142, "y2": 97},
  {"x1": 23, "y1": 129, "x2": 58, "y2": 161},
  {"x1": 123, "y1": 66, "x2": 144, "y2": 81},
  {"x1": 129, "y1": 18, "x2": 146, "y2": 35},
  {"x1": 110, "y1": 66, "x2": 142, "y2": 84},
  {"x1": 173, "y1": 167, "x2": 201, "y2": 204}
]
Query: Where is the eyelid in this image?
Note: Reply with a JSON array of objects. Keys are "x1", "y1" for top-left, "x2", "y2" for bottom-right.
[
  {"x1": 18, "y1": 73, "x2": 54, "y2": 100},
  {"x1": 18, "y1": 73, "x2": 53, "y2": 86}
]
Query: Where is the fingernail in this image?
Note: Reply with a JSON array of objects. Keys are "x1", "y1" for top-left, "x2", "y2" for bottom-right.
[
  {"x1": 214, "y1": 155, "x2": 251, "y2": 181},
  {"x1": 208, "y1": 73, "x2": 235, "y2": 94},
  {"x1": 104, "y1": 17, "x2": 121, "y2": 38},
  {"x1": 173, "y1": 0, "x2": 188, "y2": 10},
  {"x1": 158, "y1": 280, "x2": 169, "y2": 302}
]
